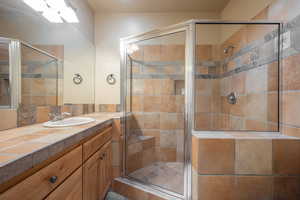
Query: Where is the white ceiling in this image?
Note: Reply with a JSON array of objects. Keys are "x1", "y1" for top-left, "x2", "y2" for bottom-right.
[{"x1": 87, "y1": 0, "x2": 230, "y2": 13}]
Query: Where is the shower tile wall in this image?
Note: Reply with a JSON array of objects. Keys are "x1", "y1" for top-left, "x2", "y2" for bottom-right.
[
  {"x1": 126, "y1": 44, "x2": 185, "y2": 173},
  {"x1": 195, "y1": 24, "x2": 279, "y2": 132}
]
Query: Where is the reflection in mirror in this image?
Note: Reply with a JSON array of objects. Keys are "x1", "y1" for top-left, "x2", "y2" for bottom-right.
[
  {"x1": 0, "y1": 40, "x2": 10, "y2": 108},
  {"x1": 0, "y1": 0, "x2": 95, "y2": 130}
]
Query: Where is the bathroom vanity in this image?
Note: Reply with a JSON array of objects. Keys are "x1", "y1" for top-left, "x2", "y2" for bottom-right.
[{"x1": 0, "y1": 113, "x2": 123, "y2": 200}]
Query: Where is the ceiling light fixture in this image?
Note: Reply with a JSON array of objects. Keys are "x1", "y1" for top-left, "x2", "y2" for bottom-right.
[
  {"x1": 44, "y1": 0, "x2": 67, "y2": 11},
  {"x1": 59, "y1": 7, "x2": 79, "y2": 23},
  {"x1": 22, "y1": 0, "x2": 79, "y2": 23},
  {"x1": 42, "y1": 7, "x2": 64, "y2": 23},
  {"x1": 23, "y1": 0, "x2": 48, "y2": 12}
]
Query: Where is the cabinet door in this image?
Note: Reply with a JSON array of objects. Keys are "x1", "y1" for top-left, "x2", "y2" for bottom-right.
[
  {"x1": 98, "y1": 152, "x2": 107, "y2": 199},
  {"x1": 105, "y1": 143, "x2": 113, "y2": 186},
  {"x1": 83, "y1": 141, "x2": 112, "y2": 200},
  {"x1": 83, "y1": 149, "x2": 101, "y2": 200},
  {"x1": 98, "y1": 142, "x2": 112, "y2": 200},
  {"x1": 45, "y1": 167, "x2": 82, "y2": 200}
]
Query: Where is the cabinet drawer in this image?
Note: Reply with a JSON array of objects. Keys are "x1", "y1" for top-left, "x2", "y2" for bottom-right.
[
  {"x1": 0, "y1": 146, "x2": 82, "y2": 200},
  {"x1": 83, "y1": 127, "x2": 112, "y2": 161},
  {"x1": 45, "y1": 167, "x2": 82, "y2": 200}
]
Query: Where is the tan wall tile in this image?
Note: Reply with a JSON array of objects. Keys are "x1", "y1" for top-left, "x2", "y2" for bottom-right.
[
  {"x1": 236, "y1": 139, "x2": 272, "y2": 175},
  {"x1": 160, "y1": 131, "x2": 177, "y2": 148},
  {"x1": 195, "y1": 95, "x2": 211, "y2": 113},
  {"x1": 232, "y1": 72, "x2": 246, "y2": 94},
  {"x1": 273, "y1": 139, "x2": 300, "y2": 175},
  {"x1": 235, "y1": 176, "x2": 273, "y2": 200},
  {"x1": 192, "y1": 136, "x2": 199, "y2": 171},
  {"x1": 132, "y1": 79, "x2": 144, "y2": 95},
  {"x1": 0, "y1": 109, "x2": 17, "y2": 131},
  {"x1": 245, "y1": 93, "x2": 268, "y2": 121},
  {"x1": 267, "y1": 92, "x2": 278, "y2": 123},
  {"x1": 161, "y1": 79, "x2": 175, "y2": 95},
  {"x1": 36, "y1": 106, "x2": 50, "y2": 123},
  {"x1": 196, "y1": 45, "x2": 212, "y2": 61},
  {"x1": 282, "y1": 54, "x2": 300, "y2": 91},
  {"x1": 197, "y1": 175, "x2": 235, "y2": 200},
  {"x1": 195, "y1": 79, "x2": 211, "y2": 95},
  {"x1": 268, "y1": 61, "x2": 279, "y2": 92},
  {"x1": 160, "y1": 95, "x2": 177, "y2": 112},
  {"x1": 144, "y1": 113, "x2": 160, "y2": 129},
  {"x1": 195, "y1": 113, "x2": 211, "y2": 130},
  {"x1": 282, "y1": 92, "x2": 300, "y2": 126},
  {"x1": 144, "y1": 79, "x2": 161, "y2": 95},
  {"x1": 143, "y1": 96, "x2": 161, "y2": 112},
  {"x1": 281, "y1": 125, "x2": 300, "y2": 138},
  {"x1": 246, "y1": 65, "x2": 268, "y2": 94},
  {"x1": 160, "y1": 113, "x2": 178, "y2": 130},
  {"x1": 160, "y1": 45, "x2": 185, "y2": 61},
  {"x1": 211, "y1": 114, "x2": 230, "y2": 130},
  {"x1": 245, "y1": 119, "x2": 269, "y2": 131},
  {"x1": 197, "y1": 139, "x2": 235, "y2": 174},
  {"x1": 274, "y1": 176, "x2": 300, "y2": 200},
  {"x1": 143, "y1": 45, "x2": 161, "y2": 62}
]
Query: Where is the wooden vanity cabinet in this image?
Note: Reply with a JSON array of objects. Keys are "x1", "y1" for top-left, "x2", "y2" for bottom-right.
[
  {"x1": 83, "y1": 141, "x2": 113, "y2": 200},
  {"x1": 0, "y1": 126, "x2": 113, "y2": 200}
]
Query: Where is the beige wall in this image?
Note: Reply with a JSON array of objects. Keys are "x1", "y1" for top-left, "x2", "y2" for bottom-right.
[
  {"x1": 220, "y1": 0, "x2": 275, "y2": 42},
  {"x1": 94, "y1": 12, "x2": 220, "y2": 104}
]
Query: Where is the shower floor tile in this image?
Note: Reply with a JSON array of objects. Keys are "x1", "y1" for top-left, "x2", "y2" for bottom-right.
[{"x1": 129, "y1": 162, "x2": 184, "y2": 195}]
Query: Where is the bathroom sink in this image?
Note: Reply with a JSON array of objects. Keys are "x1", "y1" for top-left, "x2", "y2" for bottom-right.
[{"x1": 43, "y1": 117, "x2": 96, "y2": 128}]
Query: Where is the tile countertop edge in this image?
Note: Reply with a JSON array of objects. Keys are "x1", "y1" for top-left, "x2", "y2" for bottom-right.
[{"x1": 0, "y1": 112, "x2": 124, "y2": 186}]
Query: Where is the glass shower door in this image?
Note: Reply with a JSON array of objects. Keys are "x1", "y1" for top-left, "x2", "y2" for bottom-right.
[{"x1": 124, "y1": 31, "x2": 186, "y2": 196}]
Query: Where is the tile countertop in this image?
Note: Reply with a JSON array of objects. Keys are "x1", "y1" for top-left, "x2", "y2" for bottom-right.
[{"x1": 0, "y1": 112, "x2": 123, "y2": 185}]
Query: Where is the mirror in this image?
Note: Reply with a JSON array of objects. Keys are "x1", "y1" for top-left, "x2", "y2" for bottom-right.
[{"x1": 0, "y1": 0, "x2": 95, "y2": 107}]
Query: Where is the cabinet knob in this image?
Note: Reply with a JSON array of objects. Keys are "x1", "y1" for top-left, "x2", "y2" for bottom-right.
[
  {"x1": 49, "y1": 176, "x2": 58, "y2": 183},
  {"x1": 100, "y1": 153, "x2": 106, "y2": 160}
]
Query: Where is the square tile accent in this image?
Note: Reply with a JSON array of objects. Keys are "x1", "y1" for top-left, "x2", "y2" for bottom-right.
[
  {"x1": 235, "y1": 176, "x2": 273, "y2": 200},
  {"x1": 236, "y1": 139, "x2": 272, "y2": 175},
  {"x1": 197, "y1": 139, "x2": 235, "y2": 174},
  {"x1": 273, "y1": 176, "x2": 300, "y2": 200},
  {"x1": 197, "y1": 175, "x2": 235, "y2": 200},
  {"x1": 273, "y1": 139, "x2": 300, "y2": 175}
]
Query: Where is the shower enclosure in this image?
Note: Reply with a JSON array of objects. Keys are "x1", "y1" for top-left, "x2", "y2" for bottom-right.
[{"x1": 121, "y1": 20, "x2": 280, "y2": 200}]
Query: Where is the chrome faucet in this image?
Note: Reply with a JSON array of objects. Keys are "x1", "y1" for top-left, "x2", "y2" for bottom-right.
[{"x1": 49, "y1": 112, "x2": 71, "y2": 122}]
